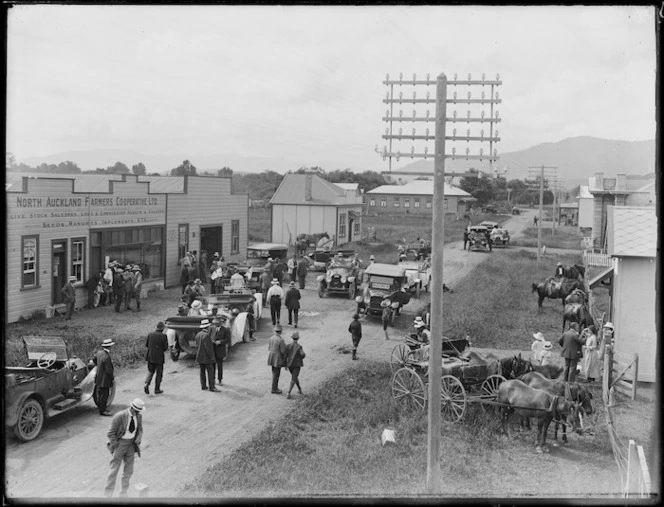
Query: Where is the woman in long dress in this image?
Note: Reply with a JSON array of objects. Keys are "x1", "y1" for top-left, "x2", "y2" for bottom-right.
[{"x1": 582, "y1": 325, "x2": 600, "y2": 382}]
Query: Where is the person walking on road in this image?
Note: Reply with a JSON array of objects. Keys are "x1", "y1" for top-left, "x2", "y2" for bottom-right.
[
  {"x1": 94, "y1": 338, "x2": 115, "y2": 416},
  {"x1": 104, "y1": 398, "x2": 144, "y2": 498},
  {"x1": 348, "y1": 313, "x2": 362, "y2": 360},
  {"x1": 260, "y1": 270, "x2": 272, "y2": 307},
  {"x1": 285, "y1": 281, "x2": 301, "y2": 328},
  {"x1": 287, "y1": 254, "x2": 297, "y2": 283},
  {"x1": 285, "y1": 331, "x2": 305, "y2": 399},
  {"x1": 463, "y1": 227, "x2": 470, "y2": 251},
  {"x1": 144, "y1": 321, "x2": 168, "y2": 395},
  {"x1": 195, "y1": 319, "x2": 218, "y2": 392},
  {"x1": 212, "y1": 315, "x2": 231, "y2": 386},
  {"x1": 296, "y1": 255, "x2": 309, "y2": 289},
  {"x1": 61, "y1": 276, "x2": 77, "y2": 320},
  {"x1": 266, "y1": 278, "x2": 284, "y2": 326},
  {"x1": 267, "y1": 324, "x2": 286, "y2": 394},
  {"x1": 558, "y1": 322, "x2": 586, "y2": 383}
]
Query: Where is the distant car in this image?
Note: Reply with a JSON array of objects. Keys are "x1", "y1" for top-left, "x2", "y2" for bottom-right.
[
  {"x1": 479, "y1": 221, "x2": 499, "y2": 230},
  {"x1": 512, "y1": 208, "x2": 521, "y2": 215},
  {"x1": 481, "y1": 205, "x2": 498, "y2": 214},
  {"x1": 468, "y1": 225, "x2": 491, "y2": 252}
]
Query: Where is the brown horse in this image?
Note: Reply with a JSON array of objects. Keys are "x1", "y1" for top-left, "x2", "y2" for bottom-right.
[
  {"x1": 532, "y1": 277, "x2": 583, "y2": 308},
  {"x1": 520, "y1": 371, "x2": 593, "y2": 444},
  {"x1": 564, "y1": 288, "x2": 588, "y2": 305},
  {"x1": 497, "y1": 379, "x2": 580, "y2": 453},
  {"x1": 530, "y1": 364, "x2": 564, "y2": 379},
  {"x1": 559, "y1": 264, "x2": 585, "y2": 281},
  {"x1": 296, "y1": 232, "x2": 330, "y2": 256},
  {"x1": 562, "y1": 303, "x2": 595, "y2": 333}
]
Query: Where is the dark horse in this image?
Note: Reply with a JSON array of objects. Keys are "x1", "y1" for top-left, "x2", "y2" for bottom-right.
[
  {"x1": 564, "y1": 288, "x2": 587, "y2": 305},
  {"x1": 562, "y1": 303, "x2": 595, "y2": 333},
  {"x1": 497, "y1": 379, "x2": 580, "y2": 453},
  {"x1": 296, "y1": 232, "x2": 330, "y2": 255},
  {"x1": 520, "y1": 371, "x2": 593, "y2": 444},
  {"x1": 532, "y1": 277, "x2": 583, "y2": 308},
  {"x1": 499, "y1": 353, "x2": 533, "y2": 379},
  {"x1": 558, "y1": 264, "x2": 586, "y2": 281}
]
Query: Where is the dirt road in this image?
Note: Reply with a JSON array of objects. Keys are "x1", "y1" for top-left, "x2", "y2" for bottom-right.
[{"x1": 5, "y1": 211, "x2": 535, "y2": 499}]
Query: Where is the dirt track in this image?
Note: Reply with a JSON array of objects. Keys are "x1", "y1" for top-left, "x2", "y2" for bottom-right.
[{"x1": 5, "y1": 211, "x2": 536, "y2": 499}]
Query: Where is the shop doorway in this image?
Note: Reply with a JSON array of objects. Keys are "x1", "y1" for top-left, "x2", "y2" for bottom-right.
[
  {"x1": 52, "y1": 240, "x2": 67, "y2": 304},
  {"x1": 200, "y1": 225, "x2": 222, "y2": 265},
  {"x1": 348, "y1": 216, "x2": 354, "y2": 243}
]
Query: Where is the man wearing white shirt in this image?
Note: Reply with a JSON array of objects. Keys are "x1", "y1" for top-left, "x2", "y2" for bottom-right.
[
  {"x1": 266, "y1": 278, "x2": 284, "y2": 325},
  {"x1": 229, "y1": 269, "x2": 245, "y2": 288},
  {"x1": 105, "y1": 398, "x2": 145, "y2": 498}
]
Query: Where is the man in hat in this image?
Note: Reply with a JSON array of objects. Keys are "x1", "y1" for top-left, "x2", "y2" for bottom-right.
[
  {"x1": 192, "y1": 278, "x2": 207, "y2": 300},
  {"x1": 598, "y1": 321, "x2": 614, "y2": 357},
  {"x1": 128, "y1": 265, "x2": 143, "y2": 311},
  {"x1": 267, "y1": 324, "x2": 286, "y2": 394},
  {"x1": 259, "y1": 270, "x2": 272, "y2": 307},
  {"x1": 122, "y1": 268, "x2": 134, "y2": 311},
  {"x1": 195, "y1": 319, "x2": 218, "y2": 391},
  {"x1": 412, "y1": 316, "x2": 431, "y2": 345},
  {"x1": 85, "y1": 271, "x2": 102, "y2": 310},
  {"x1": 211, "y1": 315, "x2": 231, "y2": 386},
  {"x1": 285, "y1": 281, "x2": 301, "y2": 328},
  {"x1": 296, "y1": 255, "x2": 309, "y2": 290},
  {"x1": 144, "y1": 322, "x2": 168, "y2": 395},
  {"x1": 209, "y1": 253, "x2": 221, "y2": 295},
  {"x1": 61, "y1": 276, "x2": 77, "y2": 320},
  {"x1": 94, "y1": 339, "x2": 116, "y2": 416},
  {"x1": 104, "y1": 398, "x2": 145, "y2": 498},
  {"x1": 368, "y1": 254, "x2": 375, "y2": 266},
  {"x1": 380, "y1": 299, "x2": 391, "y2": 340},
  {"x1": 113, "y1": 266, "x2": 126, "y2": 313},
  {"x1": 287, "y1": 254, "x2": 298, "y2": 283},
  {"x1": 555, "y1": 261, "x2": 564, "y2": 279},
  {"x1": 104, "y1": 262, "x2": 116, "y2": 305},
  {"x1": 558, "y1": 322, "x2": 587, "y2": 382},
  {"x1": 285, "y1": 331, "x2": 305, "y2": 399},
  {"x1": 348, "y1": 313, "x2": 362, "y2": 360},
  {"x1": 266, "y1": 278, "x2": 284, "y2": 326},
  {"x1": 245, "y1": 302, "x2": 256, "y2": 340}
]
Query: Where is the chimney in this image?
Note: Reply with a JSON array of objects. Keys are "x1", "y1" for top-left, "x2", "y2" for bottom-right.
[
  {"x1": 616, "y1": 173, "x2": 626, "y2": 191},
  {"x1": 594, "y1": 172, "x2": 604, "y2": 190},
  {"x1": 304, "y1": 175, "x2": 312, "y2": 201}
]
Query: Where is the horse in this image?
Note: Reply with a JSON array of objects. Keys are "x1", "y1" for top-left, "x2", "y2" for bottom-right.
[
  {"x1": 560, "y1": 264, "x2": 585, "y2": 281},
  {"x1": 497, "y1": 379, "x2": 580, "y2": 453},
  {"x1": 562, "y1": 303, "x2": 595, "y2": 333},
  {"x1": 564, "y1": 288, "x2": 588, "y2": 305},
  {"x1": 530, "y1": 364, "x2": 564, "y2": 379},
  {"x1": 531, "y1": 277, "x2": 583, "y2": 308},
  {"x1": 520, "y1": 371, "x2": 593, "y2": 445},
  {"x1": 499, "y1": 353, "x2": 534, "y2": 379}
]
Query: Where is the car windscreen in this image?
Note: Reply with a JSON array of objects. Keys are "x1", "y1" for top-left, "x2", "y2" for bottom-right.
[
  {"x1": 369, "y1": 275, "x2": 397, "y2": 290},
  {"x1": 328, "y1": 267, "x2": 349, "y2": 276}
]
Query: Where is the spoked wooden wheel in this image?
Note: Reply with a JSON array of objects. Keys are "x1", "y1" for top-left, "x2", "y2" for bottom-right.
[
  {"x1": 390, "y1": 344, "x2": 410, "y2": 373},
  {"x1": 479, "y1": 374, "x2": 506, "y2": 414},
  {"x1": 392, "y1": 368, "x2": 427, "y2": 413},
  {"x1": 440, "y1": 375, "x2": 466, "y2": 422}
]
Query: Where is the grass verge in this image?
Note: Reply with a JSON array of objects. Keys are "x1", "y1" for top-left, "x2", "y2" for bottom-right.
[{"x1": 510, "y1": 225, "x2": 582, "y2": 250}]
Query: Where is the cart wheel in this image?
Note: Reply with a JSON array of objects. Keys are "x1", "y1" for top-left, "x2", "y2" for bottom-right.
[
  {"x1": 392, "y1": 368, "x2": 426, "y2": 412},
  {"x1": 348, "y1": 283, "x2": 356, "y2": 300},
  {"x1": 318, "y1": 283, "x2": 325, "y2": 298},
  {"x1": 390, "y1": 344, "x2": 410, "y2": 373},
  {"x1": 14, "y1": 398, "x2": 44, "y2": 442},
  {"x1": 479, "y1": 374, "x2": 506, "y2": 414},
  {"x1": 440, "y1": 375, "x2": 466, "y2": 422},
  {"x1": 170, "y1": 346, "x2": 180, "y2": 362}
]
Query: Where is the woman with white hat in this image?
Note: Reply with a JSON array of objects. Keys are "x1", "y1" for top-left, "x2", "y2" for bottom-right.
[
  {"x1": 531, "y1": 332, "x2": 546, "y2": 365},
  {"x1": 582, "y1": 325, "x2": 600, "y2": 382},
  {"x1": 188, "y1": 299, "x2": 208, "y2": 317},
  {"x1": 412, "y1": 316, "x2": 430, "y2": 345},
  {"x1": 539, "y1": 341, "x2": 553, "y2": 365}
]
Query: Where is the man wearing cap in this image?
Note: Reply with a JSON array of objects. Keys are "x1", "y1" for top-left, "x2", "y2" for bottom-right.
[
  {"x1": 558, "y1": 322, "x2": 587, "y2": 382},
  {"x1": 94, "y1": 339, "x2": 116, "y2": 416},
  {"x1": 144, "y1": 322, "x2": 168, "y2": 395},
  {"x1": 285, "y1": 281, "x2": 301, "y2": 328},
  {"x1": 267, "y1": 324, "x2": 287, "y2": 394},
  {"x1": 348, "y1": 313, "x2": 362, "y2": 360},
  {"x1": 196, "y1": 319, "x2": 218, "y2": 392},
  {"x1": 266, "y1": 278, "x2": 284, "y2": 326},
  {"x1": 212, "y1": 316, "x2": 231, "y2": 386},
  {"x1": 104, "y1": 398, "x2": 144, "y2": 498},
  {"x1": 285, "y1": 331, "x2": 305, "y2": 399},
  {"x1": 296, "y1": 255, "x2": 309, "y2": 290},
  {"x1": 61, "y1": 276, "x2": 77, "y2": 320},
  {"x1": 598, "y1": 321, "x2": 614, "y2": 358}
]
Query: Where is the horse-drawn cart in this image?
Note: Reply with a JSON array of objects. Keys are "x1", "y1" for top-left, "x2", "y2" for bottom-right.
[{"x1": 390, "y1": 337, "x2": 510, "y2": 422}]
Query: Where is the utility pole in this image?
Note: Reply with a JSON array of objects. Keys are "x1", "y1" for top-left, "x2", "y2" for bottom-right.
[
  {"x1": 381, "y1": 72, "x2": 502, "y2": 494},
  {"x1": 528, "y1": 165, "x2": 557, "y2": 264}
]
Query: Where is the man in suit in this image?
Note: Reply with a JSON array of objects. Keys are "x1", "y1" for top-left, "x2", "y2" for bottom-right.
[
  {"x1": 104, "y1": 398, "x2": 145, "y2": 498},
  {"x1": 113, "y1": 267, "x2": 126, "y2": 313},
  {"x1": 267, "y1": 324, "x2": 286, "y2": 394},
  {"x1": 212, "y1": 315, "x2": 231, "y2": 386},
  {"x1": 196, "y1": 319, "x2": 218, "y2": 392},
  {"x1": 285, "y1": 281, "x2": 301, "y2": 328},
  {"x1": 144, "y1": 321, "x2": 168, "y2": 395},
  {"x1": 85, "y1": 272, "x2": 101, "y2": 309},
  {"x1": 296, "y1": 256, "x2": 309, "y2": 289},
  {"x1": 94, "y1": 339, "x2": 115, "y2": 416},
  {"x1": 61, "y1": 276, "x2": 77, "y2": 320},
  {"x1": 558, "y1": 322, "x2": 587, "y2": 382},
  {"x1": 130, "y1": 265, "x2": 143, "y2": 312}
]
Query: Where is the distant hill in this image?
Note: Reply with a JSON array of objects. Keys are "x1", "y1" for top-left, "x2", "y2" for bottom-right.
[{"x1": 393, "y1": 136, "x2": 656, "y2": 188}]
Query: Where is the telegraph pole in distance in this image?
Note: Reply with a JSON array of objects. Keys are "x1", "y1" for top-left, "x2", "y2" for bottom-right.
[{"x1": 528, "y1": 165, "x2": 557, "y2": 264}]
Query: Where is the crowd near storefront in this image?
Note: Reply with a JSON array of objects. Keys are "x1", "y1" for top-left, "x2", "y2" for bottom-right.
[{"x1": 6, "y1": 173, "x2": 247, "y2": 323}]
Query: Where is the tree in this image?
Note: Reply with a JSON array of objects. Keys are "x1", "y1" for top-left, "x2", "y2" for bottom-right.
[
  {"x1": 217, "y1": 167, "x2": 233, "y2": 177},
  {"x1": 132, "y1": 162, "x2": 147, "y2": 176},
  {"x1": 6, "y1": 152, "x2": 15, "y2": 169},
  {"x1": 56, "y1": 161, "x2": 82, "y2": 174},
  {"x1": 107, "y1": 161, "x2": 130, "y2": 174},
  {"x1": 459, "y1": 169, "x2": 495, "y2": 204},
  {"x1": 171, "y1": 159, "x2": 197, "y2": 176}
]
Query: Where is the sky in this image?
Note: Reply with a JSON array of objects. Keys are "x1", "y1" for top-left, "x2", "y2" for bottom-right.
[{"x1": 6, "y1": 5, "x2": 657, "y2": 172}]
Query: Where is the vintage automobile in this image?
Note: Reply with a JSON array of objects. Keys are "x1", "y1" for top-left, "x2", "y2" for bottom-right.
[
  {"x1": 481, "y1": 205, "x2": 498, "y2": 214},
  {"x1": 359, "y1": 263, "x2": 412, "y2": 325},
  {"x1": 468, "y1": 225, "x2": 491, "y2": 252},
  {"x1": 309, "y1": 248, "x2": 355, "y2": 272},
  {"x1": 511, "y1": 208, "x2": 521, "y2": 215},
  {"x1": 317, "y1": 255, "x2": 362, "y2": 299},
  {"x1": 398, "y1": 259, "x2": 431, "y2": 297},
  {"x1": 5, "y1": 336, "x2": 116, "y2": 442},
  {"x1": 479, "y1": 221, "x2": 499, "y2": 230},
  {"x1": 489, "y1": 226, "x2": 511, "y2": 247},
  {"x1": 245, "y1": 243, "x2": 289, "y2": 267},
  {"x1": 219, "y1": 263, "x2": 264, "y2": 293}
]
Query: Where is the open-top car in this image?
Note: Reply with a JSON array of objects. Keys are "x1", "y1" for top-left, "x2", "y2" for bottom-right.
[
  {"x1": 246, "y1": 243, "x2": 289, "y2": 267},
  {"x1": 5, "y1": 336, "x2": 115, "y2": 442},
  {"x1": 489, "y1": 226, "x2": 510, "y2": 247},
  {"x1": 317, "y1": 255, "x2": 362, "y2": 299},
  {"x1": 309, "y1": 248, "x2": 356, "y2": 272},
  {"x1": 468, "y1": 225, "x2": 491, "y2": 252},
  {"x1": 359, "y1": 263, "x2": 412, "y2": 326},
  {"x1": 398, "y1": 259, "x2": 431, "y2": 297}
]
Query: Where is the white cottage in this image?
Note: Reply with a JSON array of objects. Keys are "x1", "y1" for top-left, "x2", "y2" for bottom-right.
[{"x1": 269, "y1": 174, "x2": 363, "y2": 247}]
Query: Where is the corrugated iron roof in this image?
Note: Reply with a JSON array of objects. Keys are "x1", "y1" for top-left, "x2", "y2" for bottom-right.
[
  {"x1": 270, "y1": 174, "x2": 357, "y2": 205},
  {"x1": 336, "y1": 183, "x2": 358, "y2": 191},
  {"x1": 138, "y1": 176, "x2": 184, "y2": 194},
  {"x1": 366, "y1": 179, "x2": 471, "y2": 197},
  {"x1": 609, "y1": 206, "x2": 657, "y2": 257}
]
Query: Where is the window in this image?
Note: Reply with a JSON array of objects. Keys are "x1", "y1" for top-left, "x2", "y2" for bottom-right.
[
  {"x1": 231, "y1": 220, "x2": 240, "y2": 254},
  {"x1": 22, "y1": 236, "x2": 38, "y2": 288},
  {"x1": 393, "y1": 198, "x2": 400, "y2": 207},
  {"x1": 404, "y1": 198, "x2": 410, "y2": 208},
  {"x1": 369, "y1": 198, "x2": 376, "y2": 207},
  {"x1": 178, "y1": 224, "x2": 189, "y2": 262},
  {"x1": 71, "y1": 238, "x2": 86, "y2": 283},
  {"x1": 426, "y1": 198, "x2": 432, "y2": 209},
  {"x1": 354, "y1": 220, "x2": 360, "y2": 234},
  {"x1": 380, "y1": 197, "x2": 387, "y2": 207},
  {"x1": 339, "y1": 213, "x2": 346, "y2": 237},
  {"x1": 414, "y1": 198, "x2": 420, "y2": 208}
]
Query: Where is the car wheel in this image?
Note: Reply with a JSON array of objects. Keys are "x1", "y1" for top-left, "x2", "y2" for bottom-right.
[
  {"x1": 14, "y1": 398, "x2": 44, "y2": 442},
  {"x1": 170, "y1": 345, "x2": 181, "y2": 362}
]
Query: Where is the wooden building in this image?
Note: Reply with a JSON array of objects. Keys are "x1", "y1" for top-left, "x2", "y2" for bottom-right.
[
  {"x1": 365, "y1": 180, "x2": 474, "y2": 216},
  {"x1": 269, "y1": 174, "x2": 363, "y2": 247},
  {"x1": 6, "y1": 173, "x2": 247, "y2": 323}
]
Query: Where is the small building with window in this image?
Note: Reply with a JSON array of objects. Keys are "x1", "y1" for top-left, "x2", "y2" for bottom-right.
[
  {"x1": 6, "y1": 173, "x2": 247, "y2": 323},
  {"x1": 269, "y1": 174, "x2": 363, "y2": 247},
  {"x1": 365, "y1": 180, "x2": 474, "y2": 216}
]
